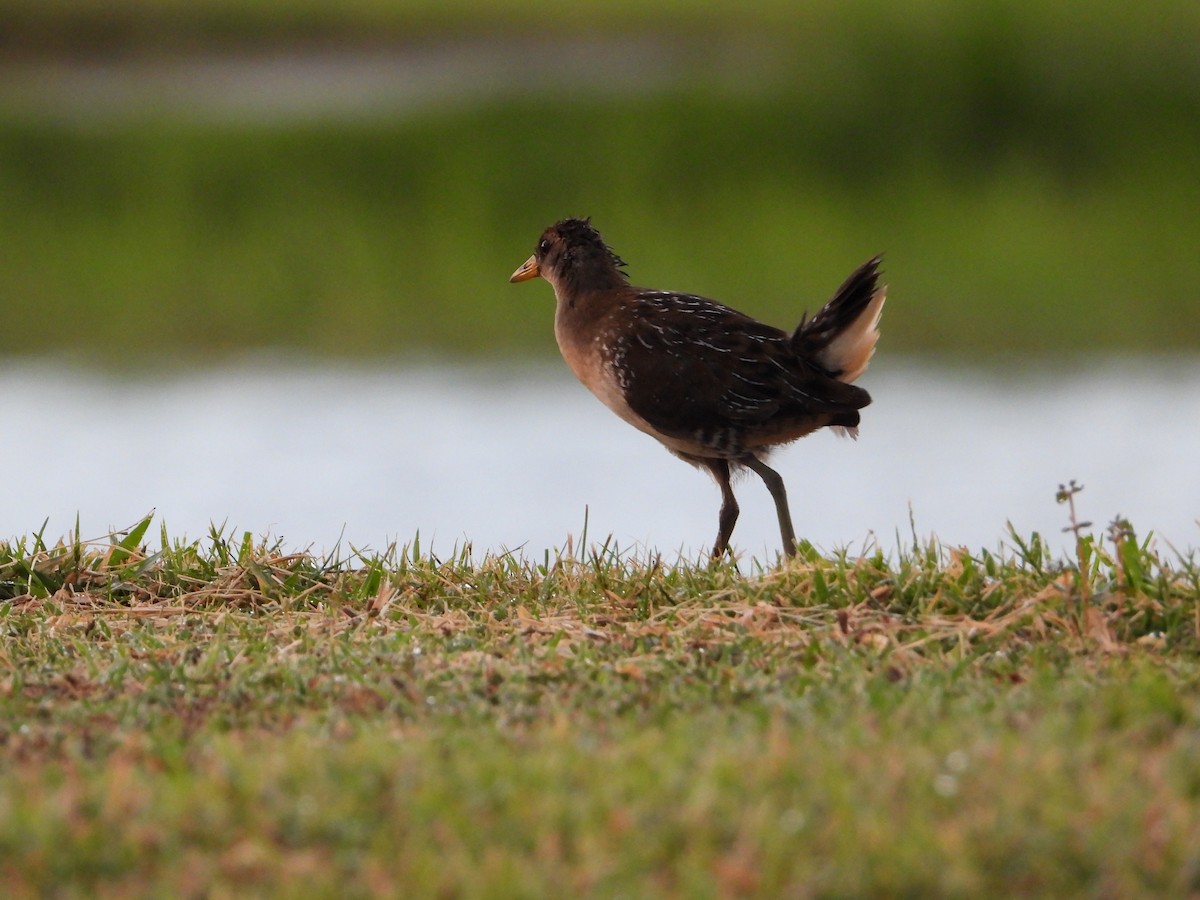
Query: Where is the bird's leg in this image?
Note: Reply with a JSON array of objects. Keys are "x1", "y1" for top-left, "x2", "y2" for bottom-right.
[
  {"x1": 705, "y1": 459, "x2": 740, "y2": 559},
  {"x1": 742, "y1": 455, "x2": 797, "y2": 558}
]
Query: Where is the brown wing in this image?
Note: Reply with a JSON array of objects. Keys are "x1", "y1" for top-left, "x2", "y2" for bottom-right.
[{"x1": 613, "y1": 291, "x2": 870, "y2": 452}]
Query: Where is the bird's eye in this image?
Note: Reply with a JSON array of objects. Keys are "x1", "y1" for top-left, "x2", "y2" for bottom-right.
[{"x1": 538, "y1": 238, "x2": 551, "y2": 255}]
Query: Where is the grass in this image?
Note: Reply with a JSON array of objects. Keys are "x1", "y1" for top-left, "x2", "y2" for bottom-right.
[
  {"x1": 3, "y1": 0, "x2": 1198, "y2": 53},
  {"x1": 2, "y1": 2, "x2": 1200, "y2": 362},
  {"x1": 2, "y1": 508, "x2": 1199, "y2": 895},
  {"x1": 1, "y1": 105, "x2": 1197, "y2": 364}
]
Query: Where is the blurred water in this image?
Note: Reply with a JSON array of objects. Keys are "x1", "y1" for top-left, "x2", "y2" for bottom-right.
[
  {"x1": 0, "y1": 42, "x2": 736, "y2": 125},
  {"x1": 3, "y1": 358, "x2": 1197, "y2": 561}
]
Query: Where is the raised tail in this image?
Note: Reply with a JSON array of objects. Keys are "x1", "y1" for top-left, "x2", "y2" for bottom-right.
[{"x1": 791, "y1": 255, "x2": 886, "y2": 383}]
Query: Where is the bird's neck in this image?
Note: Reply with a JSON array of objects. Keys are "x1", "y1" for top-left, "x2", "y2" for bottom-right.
[
  {"x1": 552, "y1": 282, "x2": 624, "y2": 324},
  {"x1": 558, "y1": 259, "x2": 629, "y2": 296}
]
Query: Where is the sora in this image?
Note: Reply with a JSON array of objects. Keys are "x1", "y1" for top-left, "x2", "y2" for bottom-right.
[{"x1": 510, "y1": 218, "x2": 885, "y2": 559}]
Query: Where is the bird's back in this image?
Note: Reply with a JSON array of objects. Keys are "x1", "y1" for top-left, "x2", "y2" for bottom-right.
[{"x1": 603, "y1": 289, "x2": 870, "y2": 462}]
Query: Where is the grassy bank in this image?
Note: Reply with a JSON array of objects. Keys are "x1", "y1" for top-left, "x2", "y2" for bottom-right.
[
  {"x1": 2, "y1": 0, "x2": 1198, "y2": 56},
  {"x1": 2, "y1": 1, "x2": 1199, "y2": 362},
  {"x1": 2, "y1": 106, "x2": 1197, "y2": 363},
  {"x1": 2, "y1": 514, "x2": 1199, "y2": 894}
]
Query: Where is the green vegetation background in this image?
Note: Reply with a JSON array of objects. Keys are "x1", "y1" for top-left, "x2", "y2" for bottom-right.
[{"x1": 1, "y1": 2, "x2": 1198, "y2": 362}]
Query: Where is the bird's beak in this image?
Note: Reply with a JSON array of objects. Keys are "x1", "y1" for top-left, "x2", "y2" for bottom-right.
[{"x1": 509, "y1": 255, "x2": 540, "y2": 283}]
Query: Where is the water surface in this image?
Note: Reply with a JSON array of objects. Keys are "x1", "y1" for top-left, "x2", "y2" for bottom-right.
[{"x1": 4, "y1": 358, "x2": 1197, "y2": 561}]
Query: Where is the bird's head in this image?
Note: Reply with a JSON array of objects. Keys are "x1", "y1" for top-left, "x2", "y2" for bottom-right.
[{"x1": 509, "y1": 218, "x2": 628, "y2": 294}]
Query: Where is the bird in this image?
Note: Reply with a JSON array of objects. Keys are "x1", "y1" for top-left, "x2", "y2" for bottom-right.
[{"x1": 509, "y1": 217, "x2": 886, "y2": 560}]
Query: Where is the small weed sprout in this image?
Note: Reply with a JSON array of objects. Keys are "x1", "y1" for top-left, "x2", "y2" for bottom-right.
[{"x1": 1057, "y1": 480, "x2": 1094, "y2": 603}]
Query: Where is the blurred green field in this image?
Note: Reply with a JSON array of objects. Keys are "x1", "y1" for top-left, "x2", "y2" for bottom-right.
[{"x1": 1, "y1": 1, "x2": 1198, "y2": 362}]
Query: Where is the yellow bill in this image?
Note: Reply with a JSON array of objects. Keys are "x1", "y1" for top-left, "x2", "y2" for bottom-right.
[{"x1": 509, "y1": 255, "x2": 540, "y2": 283}]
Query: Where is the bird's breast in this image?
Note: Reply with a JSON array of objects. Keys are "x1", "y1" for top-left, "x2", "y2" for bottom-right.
[{"x1": 553, "y1": 308, "x2": 662, "y2": 441}]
